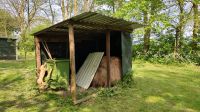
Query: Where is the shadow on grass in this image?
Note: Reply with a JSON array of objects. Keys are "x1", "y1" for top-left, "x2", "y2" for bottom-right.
[
  {"x1": 0, "y1": 91, "x2": 78, "y2": 112},
  {"x1": 0, "y1": 60, "x2": 199, "y2": 112},
  {"x1": 0, "y1": 60, "x2": 35, "y2": 69},
  {"x1": 0, "y1": 76, "x2": 24, "y2": 90}
]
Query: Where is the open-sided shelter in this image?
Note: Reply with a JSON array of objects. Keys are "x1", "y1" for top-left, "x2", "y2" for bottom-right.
[{"x1": 33, "y1": 12, "x2": 143, "y2": 103}]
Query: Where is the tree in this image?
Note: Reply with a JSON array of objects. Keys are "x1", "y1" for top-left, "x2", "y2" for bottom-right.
[
  {"x1": 61, "y1": 0, "x2": 69, "y2": 20},
  {"x1": 48, "y1": 0, "x2": 55, "y2": 24},
  {"x1": 1, "y1": 0, "x2": 45, "y2": 35},
  {"x1": 191, "y1": 0, "x2": 199, "y2": 52},
  {"x1": 74, "y1": 0, "x2": 78, "y2": 15},
  {"x1": 94, "y1": 0, "x2": 125, "y2": 14},
  {"x1": 1, "y1": 0, "x2": 45, "y2": 59},
  {"x1": 174, "y1": 0, "x2": 185, "y2": 57},
  {"x1": 0, "y1": 9, "x2": 17, "y2": 37},
  {"x1": 115, "y1": 0, "x2": 166, "y2": 53},
  {"x1": 161, "y1": 0, "x2": 193, "y2": 58},
  {"x1": 83, "y1": 0, "x2": 89, "y2": 12}
]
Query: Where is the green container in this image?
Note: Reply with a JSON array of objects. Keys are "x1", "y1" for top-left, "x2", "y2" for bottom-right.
[{"x1": 46, "y1": 59, "x2": 70, "y2": 89}]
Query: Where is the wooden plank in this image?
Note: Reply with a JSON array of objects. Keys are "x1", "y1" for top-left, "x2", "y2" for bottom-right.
[
  {"x1": 35, "y1": 36, "x2": 41, "y2": 75},
  {"x1": 106, "y1": 31, "x2": 111, "y2": 87},
  {"x1": 68, "y1": 24, "x2": 77, "y2": 104}
]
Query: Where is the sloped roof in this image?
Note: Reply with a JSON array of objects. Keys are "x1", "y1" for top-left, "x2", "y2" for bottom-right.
[{"x1": 33, "y1": 12, "x2": 143, "y2": 36}]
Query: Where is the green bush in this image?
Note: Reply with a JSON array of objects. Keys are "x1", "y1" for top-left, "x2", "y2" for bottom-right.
[{"x1": 132, "y1": 34, "x2": 200, "y2": 65}]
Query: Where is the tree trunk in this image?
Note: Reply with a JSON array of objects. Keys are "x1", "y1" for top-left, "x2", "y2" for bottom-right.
[
  {"x1": 112, "y1": 1, "x2": 115, "y2": 13},
  {"x1": 144, "y1": 28, "x2": 151, "y2": 53},
  {"x1": 65, "y1": 0, "x2": 69, "y2": 19},
  {"x1": 83, "y1": 0, "x2": 89, "y2": 12},
  {"x1": 174, "y1": 0, "x2": 184, "y2": 58},
  {"x1": 174, "y1": 27, "x2": 180, "y2": 58},
  {"x1": 74, "y1": 0, "x2": 78, "y2": 16},
  {"x1": 19, "y1": 0, "x2": 26, "y2": 33},
  {"x1": 143, "y1": 11, "x2": 151, "y2": 53},
  {"x1": 60, "y1": 0, "x2": 69, "y2": 20},
  {"x1": 90, "y1": 0, "x2": 95, "y2": 11},
  {"x1": 61, "y1": 0, "x2": 65, "y2": 20},
  {"x1": 48, "y1": 0, "x2": 55, "y2": 24},
  {"x1": 192, "y1": 2, "x2": 199, "y2": 52}
]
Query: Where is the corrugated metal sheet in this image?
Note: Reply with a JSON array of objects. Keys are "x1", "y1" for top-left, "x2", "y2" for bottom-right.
[
  {"x1": 76, "y1": 52, "x2": 104, "y2": 89},
  {"x1": 33, "y1": 12, "x2": 143, "y2": 36}
]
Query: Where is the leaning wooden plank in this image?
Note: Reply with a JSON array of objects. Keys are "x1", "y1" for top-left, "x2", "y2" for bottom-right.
[{"x1": 76, "y1": 52, "x2": 104, "y2": 89}]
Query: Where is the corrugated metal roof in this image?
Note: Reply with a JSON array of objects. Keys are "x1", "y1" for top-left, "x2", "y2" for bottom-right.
[
  {"x1": 33, "y1": 12, "x2": 143, "y2": 35},
  {"x1": 76, "y1": 52, "x2": 104, "y2": 89}
]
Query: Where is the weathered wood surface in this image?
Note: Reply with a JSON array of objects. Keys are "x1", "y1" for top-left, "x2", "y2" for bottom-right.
[
  {"x1": 35, "y1": 37, "x2": 41, "y2": 74},
  {"x1": 68, "y1": 24, "x2": 77, "y2": 104},
  {"x1": 106, "y1": 31, "x2": 111, "y2": 87}
]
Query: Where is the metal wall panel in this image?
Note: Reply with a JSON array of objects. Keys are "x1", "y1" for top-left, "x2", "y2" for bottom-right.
[
  {"x1": 0, "y1": 38, "x2": 17, "y2": 60},
  {"x1": 121, "y1": 32, "x2": 132, "y2": 75}
]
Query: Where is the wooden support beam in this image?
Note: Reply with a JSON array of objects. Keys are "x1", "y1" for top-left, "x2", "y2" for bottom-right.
[
  {"x1": 35, "y1": 37, "x2": 41, "y2": 75},
  {"x1": 68, "y1": 24, "x2": 77, "y2": 103},
  {"x1": 106, "y1": 31, "x2": 111, "y2": 87}
]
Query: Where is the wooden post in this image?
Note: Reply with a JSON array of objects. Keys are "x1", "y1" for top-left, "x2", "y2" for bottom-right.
[
  {"x1": 35, "y1": 36, "x2": 41, "y2": 75},
  {"x1": 68, "y1": 24, "x2": 77, "y2": 103},
  {"x1": 106, "y1": 31, "x2": 111, "y2": 87}
]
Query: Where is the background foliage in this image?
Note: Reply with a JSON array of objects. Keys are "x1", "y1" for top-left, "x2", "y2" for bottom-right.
[{"x1": 0, "y1": 0, "x2": 199, "y2": 63}]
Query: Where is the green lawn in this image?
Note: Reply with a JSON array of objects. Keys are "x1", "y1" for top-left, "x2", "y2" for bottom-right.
[{"x1": 0, "y1": 60, "x2": 200, "y2": 112}]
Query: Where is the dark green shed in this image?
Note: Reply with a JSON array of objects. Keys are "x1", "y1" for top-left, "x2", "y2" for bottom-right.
[
  {"x1": 0, "y1": 37, "x2": 17, "y2": 60},
  {"x1": 33, "y1": 12, "x2": 142, "y2": 75}
]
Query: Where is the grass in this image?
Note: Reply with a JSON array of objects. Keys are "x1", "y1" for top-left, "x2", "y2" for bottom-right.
[{"x1": 0, "y1": 59, "x2": 199, "y2": 112}]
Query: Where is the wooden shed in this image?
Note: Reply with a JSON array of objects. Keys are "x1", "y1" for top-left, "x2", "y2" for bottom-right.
[
  {"x1": 0, "y1": 37, "x2": 17, "y2": 60},
  {"x1": 33, "y1": 12, "x2": 142, "y2": 103}
]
